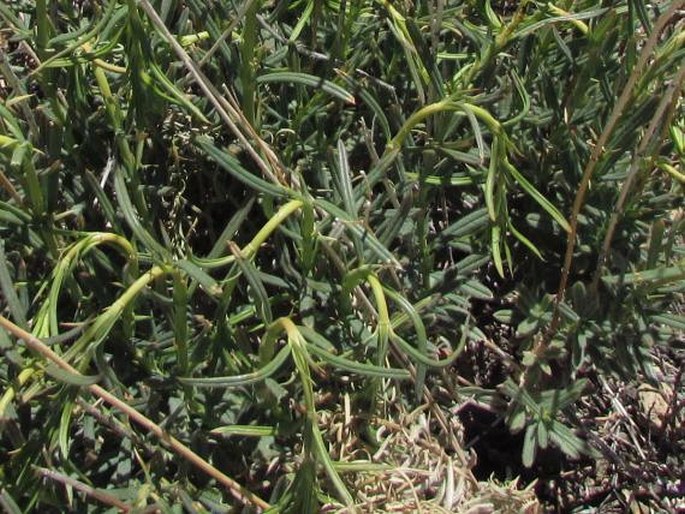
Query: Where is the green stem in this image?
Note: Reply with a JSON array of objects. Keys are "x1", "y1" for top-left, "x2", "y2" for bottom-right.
[
  {"x1": 367, "y1": 274, "x2": 390, "y2": 367},
  {"x1": 35, "y1": 0, "x2": 50, "y2": 60},
  {"x1": 239, "y1": 0, "x2": 260, "y2": 127},
  {"x1": 64, "y1": 265, "x2": 168, "y2": 364},
  {"x1": 242, "y1": 199, "x2": 304, "y2": 258},
  {"x1": 92, "y1": 65, "x2": 136, "y2": 173}
]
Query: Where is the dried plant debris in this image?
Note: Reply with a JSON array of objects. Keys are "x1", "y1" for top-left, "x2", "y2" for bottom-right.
[
  {"x1": 543, "y1": 346, "x2": 685, "y2": 512},
  {"x1": 319, "y1": 402, "x2": 540, "y2": 513}
]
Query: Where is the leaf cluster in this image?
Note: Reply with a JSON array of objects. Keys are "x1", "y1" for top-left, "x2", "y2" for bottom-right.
[{"x1": 0, "y1": 0, "x2": 682, "y2": 511}]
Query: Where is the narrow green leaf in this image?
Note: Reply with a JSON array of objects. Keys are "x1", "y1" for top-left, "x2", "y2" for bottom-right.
[
  {"x1": 33, "y1": 0, "x2": 120, "y2": 73},
  {"x1": 455, "y1": 253, "x2": 489, "y2": 274},
  {"x1": 288, "y1": 0, "x2": 314, "y2": 42},
  {"x1": 306, "y1": 342, "x2": 411, "y2": 379},
  {"x1": 500, "y1": 378, "x2": 541, "y2": 415},
  {"x1": 84, "y1": 169, "x2": 122, "y2": 232},
  {"x1": 0, "y1": 488, "x2": 22, "y2": 514},
  {"x1": 545, "y1": 379, "x2": 588, "y2": 411},
  {"x1": 382, "y1": 287, "x2": 428, "y2": 397},
  {"x1": 178, "y1": 346, "x2": 290, "y2": 387},
  {"x1": 462, "y1": 104, "x2": 486, "y2": 165},
  {"x1": 509, "y1": 221, "x2": 544, "y2": 260},
  {"x1": 0, "y1": 242, "x2": 27, "y2": 328},
  {"x1": 405, "y1": 170, "x2": 475, "y2": 187},
  {"x1": 175, "y1": 259, "x2": 222, "y2": 297},
  {"x1": 437, "y1": 147, "x2": 483, "y2": 167},
  {"x1": 317, "y1": 200, "x2": 401, "y2": 266},
  {"x1": 299, "y1": 200, "x2": 317, "y2": 274},
  {"x1": 195, "y1": 136, "x2": 288, "y2": 197},
  {"x1": 229, "y1": 242, "x2": 273, "y2": 325},
  {"x1": 514, "y1": 7, "x2": 609, "y2": 38},
  {"x1": 210, "y1": 425, "x2": 277, "y2": 437},
  {"x1": 58, "y1": 400, "x2": 73, "y2": 458},
  {"x1": 405, "y1": 18, "x2": 444, "y2": 96},
  {"x1": 646, "y1": 220, "x2": 665, "y2": 269},
  {"x1": 257, "y1": 71, "x2": 355, "y2": 105},
  {"x1": 311, "y1": 422, "x2": 354, "y2": 506},
  {"x1": 522, "y1": 423, "x2": 537, "y2": 468},
  {"x1": 491, "y1": 224, "x2": 505, "y2": 278},
  {"x1": 147, "y1": 59, "x2": 209, "y2": 122},
  {"x1": 548, "y1": 420, "x2": 586, "y2": 460},
  {"x1": 208, "y1": 197, "x2": 256, "y2": 259},
  {"x1": 0, "y1": 201, "x2": 32, "y2": 225},
  {"x1": 113, "y1": 166, "x2": 168, "y2": 257},
  {"x1": 440, "y1": 208, "x2": 489, "y2": 239},
  {"x1": 355, "y1": 85, "x2": 392, "y2": 141},
  {"x1": 0, "y1": 103, "x2": 25, "y2": 140},
  {"x1": 507, "y1": 406, "x2": 527, "y2": 433},
  {"x1": 650, "y1": 313, "x2": 685, "y2": 331},
  {"x1": 44, "y1": 365, "x2": 101, "y2": 386},
  {"x1": 485, "y1": 137, "x2": 499, "y2": 222},
  {"x1": 502, "y1": 70, "x2": 531, "y2": 127},
  {"x1": 602, "y1": 263, "x2": 685, "y2": 287},
  {"x1": 391, "y1": 333, "x2": 465, "y2": 368},
  {"x1": 503, "y1": 159, "x2": 571, "y2": 233},
  {"x1": 335, "y1": 139, "x2": 358, "y2": 218},
  {"x1": 458, "y1": 279, "x2": 494, "y2": 300},
  {"x1": 537, "y1": 421, "x2": 550, "y2": 449},
  {"x1": 494, "y1": 309, "x2": 514, "y2": 324}
]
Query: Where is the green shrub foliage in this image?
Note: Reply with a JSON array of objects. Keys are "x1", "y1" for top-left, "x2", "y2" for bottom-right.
[{"x1": 0, "y1": 0, "x2": 682, "y2": 511}]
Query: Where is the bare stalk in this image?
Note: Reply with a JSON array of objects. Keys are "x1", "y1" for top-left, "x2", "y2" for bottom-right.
[{"x1": 34, "y1": 466, "x2": 132, "y2": 512}]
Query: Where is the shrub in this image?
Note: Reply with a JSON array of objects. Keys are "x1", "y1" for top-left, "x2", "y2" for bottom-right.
[{"x1": 0, "y1": 0, "x2": 682, "y2": 511}]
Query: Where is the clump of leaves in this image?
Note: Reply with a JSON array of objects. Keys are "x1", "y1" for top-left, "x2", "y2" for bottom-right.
[{"x1": 0, "y1": 0, "x2": 682, "y2": 512}]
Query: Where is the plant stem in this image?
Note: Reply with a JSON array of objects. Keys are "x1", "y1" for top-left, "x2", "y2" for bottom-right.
[
  {"x1": 546, "y1": 0, "x2": 684, "y2": 340},
  {"x1": 0, "y1": 314, "x2": 271, "y2": 512}
]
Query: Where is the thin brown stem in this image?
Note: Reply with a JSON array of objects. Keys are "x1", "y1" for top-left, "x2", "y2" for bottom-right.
[
  {"x1": 34, "y1": 466, "x2": 132, "y2": 512},
  {"x1": 591, "y1": 65, "x2": 685, "y2": 290},
  {"x1": 136, "y1": 0, "x2": 291, "y2": 189},
  {"x1": 0, "y1": 314, "x2": 271, "y2": 511},
  {"x1": 547, "y1": 0, "x2": 684, "y2": 339}
]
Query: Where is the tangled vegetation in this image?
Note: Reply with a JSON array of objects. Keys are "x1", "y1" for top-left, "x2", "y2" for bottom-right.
[{"x1": 0, "y1": 0, "x2": 683, "y2": 512}]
